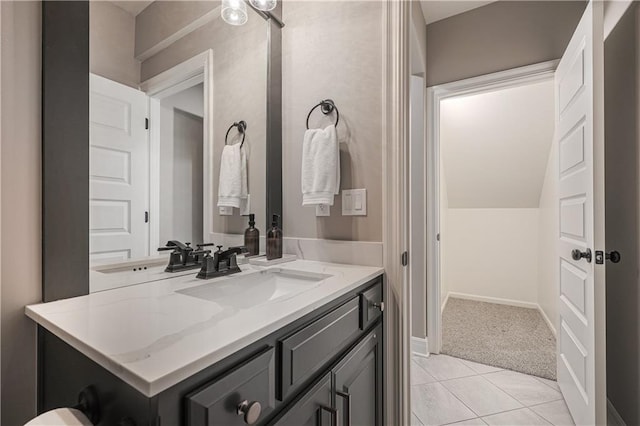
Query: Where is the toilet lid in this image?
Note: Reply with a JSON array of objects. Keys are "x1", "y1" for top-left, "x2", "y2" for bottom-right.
[{"x1": 24, "y1": 408, "x2": 93, "y2": 426}]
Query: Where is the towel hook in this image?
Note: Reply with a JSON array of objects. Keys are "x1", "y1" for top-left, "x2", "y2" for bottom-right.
[
  {"x1": 306, "y1": 99, "x2": 340, "y2": 129},
  {"x1": 225, "y1": 121, "x2": 247, "y2": 148}
]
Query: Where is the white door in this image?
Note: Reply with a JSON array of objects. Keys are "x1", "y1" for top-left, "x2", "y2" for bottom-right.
[
  {"x1": 90, "y1": 73, "x2": 149, "y2": 263},
  {"x1": 555, "y1": 2, "x2": 605, "y2": 425}
]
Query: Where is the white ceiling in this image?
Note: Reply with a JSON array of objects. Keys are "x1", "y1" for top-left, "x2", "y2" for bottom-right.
[
  {"x1": 440, "y1": 80, "x2": 555, "y2": 209},
  {"x1": 109, "y1": 1, "x2": 154, "y2": 16},
  {"x1": 420, "y1": 1, "x2": 497, "y2": 25}
]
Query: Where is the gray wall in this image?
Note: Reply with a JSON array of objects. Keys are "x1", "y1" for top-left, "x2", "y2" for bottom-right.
[
  {"x1": 604, "y1": 4, "x2": 639, "y2": 424},
  {"x1": 282, "y1": 1, "x2": 383, "y2": 242},
  {"x1": 90, "y1": 1, "x2": 140, "y2": 88},
  {"x1": 135, "y1": 1, "x2": 218, "y2": 58},
  {"x1": 1, "y1": 1, "x2": 42, "y2": 424},
  {"x1": 140, "y1": 8, "x2": 268, "y2": 235},
  {"x1": 425, "y1": 1, "x2": 586, "y2": 86}
]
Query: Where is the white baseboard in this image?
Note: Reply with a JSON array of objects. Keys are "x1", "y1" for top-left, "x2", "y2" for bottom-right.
[
  {"x1": 537, "y1": 305, "x2": 557, "y2": 337},
  {"x1": 447, "y1": 292, "x2": 539, "y2": 310},
  {"x1": 441, "y1": 292, "x2": 450, "y2": 313},
  {"x1": 608, "y1": 399, "x2": 627, "y2": 426},
  {"x1": 411, "y1": 336, "x2": 429, "y2": 358}
]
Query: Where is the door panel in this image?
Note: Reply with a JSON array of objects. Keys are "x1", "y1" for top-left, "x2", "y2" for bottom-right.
[
  {"x1": 90, "y1": 73, "x2": 149, "y2": 263},
  {"x1": 555, "y1": 2, "x2": 605, "y2": 425},
  {"x1": 271, "y1": 373, "x2": 333, "y2": 426},
  {"x1": 333, "y1": 325, "x2": 383, "y2": 426}
]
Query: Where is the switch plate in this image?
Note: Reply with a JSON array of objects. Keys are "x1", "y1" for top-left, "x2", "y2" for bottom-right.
[
  {"x1": 316, "y1": 204, "x2": 330, "y2": 217},
  {"x1": 219, "y1": 206, "x2": 233, "y2": 216},
  {"x1": 342, "y1": 189, "x2": 367, "y2": 216}
]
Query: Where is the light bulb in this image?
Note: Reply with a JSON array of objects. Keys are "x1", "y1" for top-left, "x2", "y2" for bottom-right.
[
  {"x1": 222, "y1": 0, "x2": 248, "y2": 25},
  {"x1": 249, "y1": 0, "x2": 277, "y2": 12}
]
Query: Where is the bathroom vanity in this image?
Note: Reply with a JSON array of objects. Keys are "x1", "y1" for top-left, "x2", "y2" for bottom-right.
[
  {"x1": 27, "y1": 261, "x2": 384, "y2": 425},
  {"x1": 34, "y1": 3, "x2": 387, "y2": 425}
]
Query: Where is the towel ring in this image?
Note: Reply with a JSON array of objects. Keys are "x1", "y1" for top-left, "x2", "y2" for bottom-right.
[
  {"x1": 306, "y1": 99, "x2": 340, "y2": 129},
  {"x1": 225, "y1": 121, "x2": 247, "y2": 148}
]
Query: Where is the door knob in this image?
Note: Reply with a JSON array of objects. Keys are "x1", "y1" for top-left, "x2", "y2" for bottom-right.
[
  {"x1": 571, "y1": 248, "x2": 592, "y2": 263},
  {"x1": 595, "y1": 250, "x2": 621, "y2": 264},
  {"x1": 237, "y1": 400, "x2": 261, "y2": 425},
  {"x1": 607, "y1": 251, "x2": 621, "y2": 263}
]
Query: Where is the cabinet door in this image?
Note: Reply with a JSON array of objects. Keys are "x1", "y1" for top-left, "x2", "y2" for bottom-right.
[
  {"x1": 186, "y1": 347, "x2": 275, "y2": 426},
  {"x1": 279, "y1": 297, "x2": 360, "y2": 400},
  {"x1": 271, "y1": 373, "x2": 335, "y2": 426},
  {"x1": 333, "y1": 324, "x2": 383, "y2": 426}
]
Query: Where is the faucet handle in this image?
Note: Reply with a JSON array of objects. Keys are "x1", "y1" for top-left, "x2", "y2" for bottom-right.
[{"x1": 216, "y1": 245, "x2": 223, "y2": 252}]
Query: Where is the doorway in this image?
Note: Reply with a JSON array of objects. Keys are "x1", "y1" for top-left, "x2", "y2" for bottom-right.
[
  {"x1": 155, "y1": 84, "x2": 205, "y2": 246},
  {"x1": 438, "y1": 78, "x2": 557, "y2": 380}
]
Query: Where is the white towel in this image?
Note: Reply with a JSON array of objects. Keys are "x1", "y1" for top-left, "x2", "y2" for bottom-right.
[
  {"x1": 218, "y1": 144, "x2": 248, "y2": 209},
  {"x1": 301, "y1": 124, "x2": 340, "y2": 206}
]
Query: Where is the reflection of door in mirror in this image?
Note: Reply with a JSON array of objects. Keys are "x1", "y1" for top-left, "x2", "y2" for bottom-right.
[{"x1": 89, "y1": 73, "x2": 149, "y2": 265}]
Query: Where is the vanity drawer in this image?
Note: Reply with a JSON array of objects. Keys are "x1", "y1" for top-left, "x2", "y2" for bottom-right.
[
  {"x1": 279, "y1": 297, "x2": 360, "y2": 399},
  {"x1": 359, "y1": 280, "x2": 383, "y2": 330},
  {"x1": 186, "y1": 347, "x2": 275, "y2": 426}
]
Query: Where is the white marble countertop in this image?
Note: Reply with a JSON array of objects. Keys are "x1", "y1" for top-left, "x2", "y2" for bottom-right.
[{"x1": 26, "y1": 260, "x2": 383, "y2": 397}]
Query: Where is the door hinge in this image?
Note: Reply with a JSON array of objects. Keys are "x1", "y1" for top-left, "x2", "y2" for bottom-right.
[
  {"x1": 401, "y1": 251, "x2": 409, "y2": 266},
  {"x1": 145, "y1": 118, "x2": 149, "y2": 130},
  {"x1": 437, "y1": 233, "x2": 440, "y2": 241},
  {"x1": 145, "y1": 211, "x2": 149, "y2": 223}
]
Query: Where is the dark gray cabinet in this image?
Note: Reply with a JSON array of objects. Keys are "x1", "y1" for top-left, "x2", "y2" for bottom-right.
[
  {"x1": 279, "y1": 297, "x2": 360, "y2": 400},
  {"x1": 273, "y1": 324, "x2": 383, "y2": 426},
  {"x1": 333, "y1": 324, "x2": 383, "y2": 426},
  {"x1": 186, "y1": 347, "x2": 276, "y2": 426},
  {"x1": 39, "y1": 276, "x2": 383, "y2": 426}
]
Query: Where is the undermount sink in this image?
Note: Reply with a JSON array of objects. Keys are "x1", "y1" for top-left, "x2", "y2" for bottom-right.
[{"x1": 176, "y1": 268, "x2": 332, "y2": 308}]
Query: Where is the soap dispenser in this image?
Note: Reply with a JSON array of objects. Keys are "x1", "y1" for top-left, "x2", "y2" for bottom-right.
[
  {"x1": 244, "y1": 213, "x2": 260, "y2": 256},
  {"x1": 266, "y1": 214, "x2": 283, "y2": 260}
]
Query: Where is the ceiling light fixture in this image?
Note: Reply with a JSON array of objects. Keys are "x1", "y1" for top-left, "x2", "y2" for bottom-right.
[
  {"x1": 249, "y1": 0, "x2": 277, "y2": 12},
  {"x1": 222, "y1": 0, "x2": 248, "y2": 26}
]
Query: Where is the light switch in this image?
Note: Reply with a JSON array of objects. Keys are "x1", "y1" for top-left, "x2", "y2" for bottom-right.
[
  {"x1": 354, "y1": 193, "x2": 363, "y2": 210},
  {"x1": 316, "y1": 204, "x2": 330, "y2": 217},
  {"x1": 342, "y1": 189, "x2": 367, "y2": 216}
]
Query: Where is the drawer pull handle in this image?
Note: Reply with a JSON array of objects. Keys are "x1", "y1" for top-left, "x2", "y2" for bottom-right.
[
  {"x1": 319, "y1": 405, "x2": 338, "y2": 426},
  {"x1": 336, "y1": 390, "x2": 351, "y2": 426},
  {"x1": 371, "y1": 301, "x2": 384, "y2": 312},
  {"x1": 237, "y1": 400, "x2": 262, "y2": 425}
]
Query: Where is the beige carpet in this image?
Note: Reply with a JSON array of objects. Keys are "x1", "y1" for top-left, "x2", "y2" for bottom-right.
[{"x1": 442, "y1": 297, "x2": 557, "y2": 380}]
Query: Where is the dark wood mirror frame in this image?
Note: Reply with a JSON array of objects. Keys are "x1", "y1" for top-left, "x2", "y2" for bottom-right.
[{"x1": 41, "y1": 1, "x2": 283, "y2": 303}]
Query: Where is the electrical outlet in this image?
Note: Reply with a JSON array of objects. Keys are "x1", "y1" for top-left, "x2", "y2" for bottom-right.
[
  {"x1": 240, "y1": 195, "x2": 251, "y2": 216},
  {"x1": 219, "y1": 206, "x2": 233, "y2": 216},
  {"x1": 316, "y1": 204, "x2": 330, "y2": 217}
]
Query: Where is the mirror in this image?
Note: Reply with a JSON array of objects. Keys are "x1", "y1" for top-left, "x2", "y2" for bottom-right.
[{"x1": 88, "y1": 1, "x2": 273, "y2": 291}]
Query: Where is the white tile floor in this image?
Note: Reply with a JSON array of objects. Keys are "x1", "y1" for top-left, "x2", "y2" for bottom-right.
[{"x1": 411, "y1": 354, "x2": 575, "y2": 426}]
